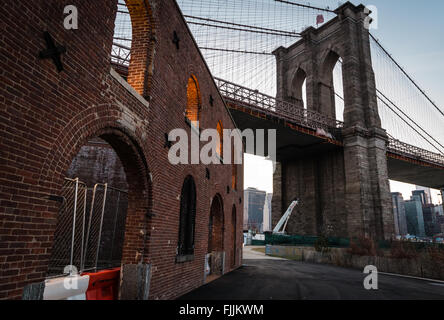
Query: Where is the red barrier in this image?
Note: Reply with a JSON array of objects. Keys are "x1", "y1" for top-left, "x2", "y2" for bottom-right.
[{"x1": 82, "y1": 268, "x2": 121, "y2": 300}]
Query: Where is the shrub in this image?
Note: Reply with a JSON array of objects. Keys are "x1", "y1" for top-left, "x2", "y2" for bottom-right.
[
  {"x1": 347, "y1": 237, "x2": 376, "y2": 256},
  {"x1": 427, "y1": 247, "x2": 444, "y2": 273},
  {"x1": 390, "y1": 240, "x2": 419, "y2": 259},
  {"x1": 314, "y1": 234, "x2": 331, "y2": 253}
]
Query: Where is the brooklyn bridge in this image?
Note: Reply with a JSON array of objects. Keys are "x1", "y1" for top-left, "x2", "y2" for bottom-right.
[{"x1": 0, "y1": 0, "x2": 443, "y2": 300}]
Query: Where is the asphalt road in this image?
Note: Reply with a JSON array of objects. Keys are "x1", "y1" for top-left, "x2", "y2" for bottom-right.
[{"x1": 179, "y1": 247, "x2": 444, "y2": 300}]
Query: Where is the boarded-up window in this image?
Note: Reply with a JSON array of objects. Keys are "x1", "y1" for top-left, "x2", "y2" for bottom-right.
[{"x1": 178, "y1": 175, "x2": 197, "y2": 255}]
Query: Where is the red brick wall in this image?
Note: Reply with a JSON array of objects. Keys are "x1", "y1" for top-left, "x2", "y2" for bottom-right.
[
  {"x1": 66, "y1": 138, "x2": 128, "y2": 190},
  {"x1": 0, "y1": 0, "x2": 244, "y2": 300}
]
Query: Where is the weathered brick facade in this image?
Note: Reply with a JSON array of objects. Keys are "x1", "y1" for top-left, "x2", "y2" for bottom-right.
[{"x1": 0, "y1": 0, "x2": 243, "y2": 299}]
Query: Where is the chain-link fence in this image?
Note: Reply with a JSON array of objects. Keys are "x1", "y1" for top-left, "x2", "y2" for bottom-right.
[{"x1": 47, "y1": 179, "x2": 128, "y2": 277}]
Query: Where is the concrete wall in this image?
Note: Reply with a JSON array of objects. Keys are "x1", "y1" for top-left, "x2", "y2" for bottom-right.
[{"x1": 266, "y1": 245, "x2": 444, "y2": 281}]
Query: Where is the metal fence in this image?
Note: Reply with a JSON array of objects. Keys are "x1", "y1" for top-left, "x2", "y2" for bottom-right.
[
  {"x1": 215, "y1": 77, "x2": 344, "y2": 135},
  {"x1": 47, "y1": 179, "x2": 128, "y2": 277},
  {"x1": 264, "y1": 233, "x2": 444, "y2": 250},
  {"x1": 265, "y1": 233, "x2": 350, "y2": 248}
]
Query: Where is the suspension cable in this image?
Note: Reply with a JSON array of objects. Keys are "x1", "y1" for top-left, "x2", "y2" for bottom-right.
[
  {"x1": 376, "y1": 89, "x2": 444, "y2": 153},
  {"x1": 186, "y1": 21, "x2": 300, "y2": 38},
  {"x1": 335, "y1": 90, "x2": 443, "y2": 155},
  {"x1": 274, "y1": 0, "x2": 334, "y2": 13},
  {"x1": 185, "y1": 15, "x2": 301, "y2": 36},
  {"x1": 370, "y1": 34, "x2": 444, "y2": 119},
  {"x1": 199, "y1": 47, "x2": 274, "y2": 56}
]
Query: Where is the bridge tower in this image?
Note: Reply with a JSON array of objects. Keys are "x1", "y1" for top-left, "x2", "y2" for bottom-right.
[{"x1": 272, "y1": 2, "x2": 394, "y2": 240}]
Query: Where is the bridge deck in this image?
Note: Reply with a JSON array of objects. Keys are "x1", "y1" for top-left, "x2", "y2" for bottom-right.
[{"x1": 216, "y1": 78, "x2": 444, "y2": 189}]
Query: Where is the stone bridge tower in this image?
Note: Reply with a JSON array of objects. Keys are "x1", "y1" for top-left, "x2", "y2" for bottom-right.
[{"x1": 272, "y1": 2, "x2": 394, "y2": 240}]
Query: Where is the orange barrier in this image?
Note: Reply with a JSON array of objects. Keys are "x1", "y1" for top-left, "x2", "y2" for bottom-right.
[{"x1": 82, "y1": 268, "x2": 121, "y2": 300}]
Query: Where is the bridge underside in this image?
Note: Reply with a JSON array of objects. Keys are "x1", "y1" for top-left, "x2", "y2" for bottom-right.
[
  {"x1": 229, "y1": 108, "x2": 342, "y2": 161},
  {"x1": 387, "y1": 155, "x2": 444, "y2": 189},
  {"x1": 230, "y1": 108, "x2": 444, "y2": 190}
]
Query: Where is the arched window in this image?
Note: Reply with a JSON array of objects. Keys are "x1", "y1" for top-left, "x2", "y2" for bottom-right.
[
  {"x1": 208, "y1": 194, "x2": 224, "y2": 253},
  {"x1": 178, "y1": 176, "x2": 197, "y2": 256},
  {"x1": 111, "y1": 1, "x2": 132, "y2": 72},
  {"x1": 216, "y1": 120, "x2": 223, "y2": 158},
  {"x1": 111, "y1": 0, "x2": 154, "y2": 95},
  {"x1": 186, "y1": 75, "x2": 201, "y2": 124}
]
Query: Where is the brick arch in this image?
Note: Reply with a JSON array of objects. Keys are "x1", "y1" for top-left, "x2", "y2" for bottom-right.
[
  {"x1": 38, "y1": 105, "x2": 153, "y2": 264},
  {"x1": 38, "y1": 104, "x2": 146, "y2": 186},
  {"x1": 120, "y1": 0, "x2": 156, "y2": 98}
]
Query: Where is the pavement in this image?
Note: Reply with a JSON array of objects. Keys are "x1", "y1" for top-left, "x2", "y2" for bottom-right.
[
  {"x1": 241, "y1": 245, "x2": 285, "y2": 260},
  {"x1": 178, "y1": 246, "x2": 444, "y2": 300}
]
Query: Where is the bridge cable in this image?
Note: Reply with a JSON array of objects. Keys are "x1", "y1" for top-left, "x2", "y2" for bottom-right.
[
  {"x1": 185, "y1": 15, "x2": 302, "y2": 37},
  {"x1": 370, "y1": 34, "x2": 444, "y2": 119},
  {"x1": 376, "y1": 89, "x2": 444, "y2": 153},
  {"x1": 199, "y1": 47, "x2": 274, "y2": 56},
  {"x1": 274, "y1": 0, "x2": 335, "y2": 13},
  {"x1": 335, "y1": 91, "x2": 444, "y2": 155},
  {"x1": 186, "y1": 21, "x2": 301, "y2": 38}
]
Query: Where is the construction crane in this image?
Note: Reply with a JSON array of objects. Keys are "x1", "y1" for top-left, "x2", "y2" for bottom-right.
[{"x1": 272, "y1": 199, "x2": 299, "y2": 234}]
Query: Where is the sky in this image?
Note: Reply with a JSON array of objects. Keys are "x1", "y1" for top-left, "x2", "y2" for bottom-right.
[{"x1": 244, "y1": 0, "x2": 444, "y2": 205}]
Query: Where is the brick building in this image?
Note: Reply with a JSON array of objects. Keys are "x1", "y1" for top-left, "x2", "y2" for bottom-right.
[{"x1": 0, "y1": 0, "x2": 243, "y2": 299}]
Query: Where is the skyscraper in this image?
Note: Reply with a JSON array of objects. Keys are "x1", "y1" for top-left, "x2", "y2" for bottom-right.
[
  {"x1": 263, "y1": 193, "x2": 273, "y2": 232},
  {"x1": 412, "y1": 189, "x2": 430, "y2": 206},
  {"x1": 405, "y1": 195, "x2": 426, "y2": 237},
  {"x1": 415, "y1": 186, "x2": 432, "y2": 205},
  {"x1": 422, "y1": 204, "x2": 441, "y2": 236},
  {"x1": 243, "y1": 187, "x2": 267, "y2": 232},
  {"x1": 391, "y1": 192, "x2": 408, "y2": 236}
]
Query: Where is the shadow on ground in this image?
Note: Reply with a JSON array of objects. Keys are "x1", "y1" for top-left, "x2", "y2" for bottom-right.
[{"x1": 178, "y1": 247, "x2": 444, "y2": 300}]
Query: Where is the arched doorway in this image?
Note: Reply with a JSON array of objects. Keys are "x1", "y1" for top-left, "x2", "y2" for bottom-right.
[
  {"x1": 206, "y1": 194, "x2": 224, "y2": 282},
  {"x1": 47, "y1": 128, "x2": 150, "y2": 280}
]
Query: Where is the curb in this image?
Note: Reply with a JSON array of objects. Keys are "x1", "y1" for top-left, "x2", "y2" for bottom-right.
[{"x1": 379, "y1": 271, "x2": 444, "y2": 284}]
